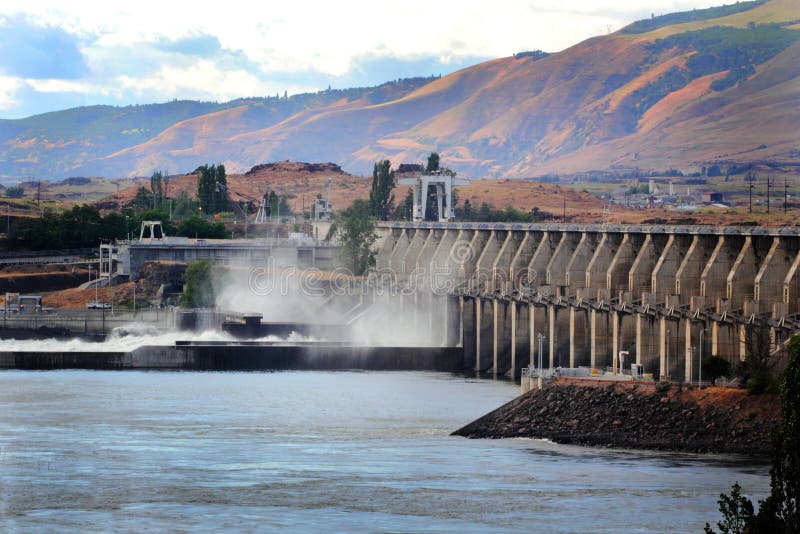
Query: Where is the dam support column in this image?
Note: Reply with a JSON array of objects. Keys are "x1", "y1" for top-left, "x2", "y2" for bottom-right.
[
  {"x1": 569, "y1": 307, "x2": 576, "y2": 368},
  {"x1": 492, "y1": 299, "x2": 499, "y2": 375},
  {"x1": 659, "y1": 317, "x2": 668, "y2": 379},
  {"x1": 684, "y1": 318, "x2": 693, "y2": 384},
  {"x1": 635, "y1": 313, "x2": 643, "y2": 366},
  {"x1": 509, "y1": 301, "x2": 517, "y2": 378},
  {"x1": 474, "y1": 298, "x2": 481, "y2": 371},
  {"x1": 514, "y1": 302, "x2": 530, "y2": 378},
  {"x1": 612, "y1": 311, "x2": 620, "y2": 374},
  {"x1": 548, "y1": 304, "x2": 556, "y2": 369},
  {"x1": 528, "y1": 303, "x2": 536, "y2": 369},
  {"x1": 462, "y1": 297, "x2": 476, "y2": 368},
  {"x1": 590, "y1": 310, "x2": 597, "y2": 369}
]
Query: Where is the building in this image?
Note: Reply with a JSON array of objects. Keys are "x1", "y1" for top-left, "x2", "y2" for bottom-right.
[
  {"x1": 100, "y1": 222, "x2": 339, "y2": 281},
  {"x1": 700, "y1": 191, "x2": 724, "y2": 203}
]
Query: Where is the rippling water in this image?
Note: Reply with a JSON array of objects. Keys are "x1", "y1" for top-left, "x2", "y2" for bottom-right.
[{"x1": 0, "y1": 371, "x2": 768, "y2": 532}]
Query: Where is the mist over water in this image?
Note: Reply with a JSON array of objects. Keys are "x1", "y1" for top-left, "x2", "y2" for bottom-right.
[
  {"x1": 0, "y1": 371, "x2": 769, "y2": 532},
  {"x1": 215, "y1": 268, "x2": 440, "y2": 346},
  {"x1": 0, "y1": 325, "x2": 310, "y2": 352}
]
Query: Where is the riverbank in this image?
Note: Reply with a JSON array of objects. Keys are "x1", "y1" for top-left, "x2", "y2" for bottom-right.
[{"x1": 453, "y1": 379, "x2": 780, "y2": 455}]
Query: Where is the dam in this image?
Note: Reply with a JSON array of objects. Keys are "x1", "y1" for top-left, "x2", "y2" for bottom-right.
[
  {"x1": 3, "y1": 221, "x2": 798, "y2": 380},
  {"x1": 373, "y1": 221, "x2": 800, "y2": 381}
]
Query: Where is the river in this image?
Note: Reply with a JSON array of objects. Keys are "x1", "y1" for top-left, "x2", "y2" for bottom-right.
[{"x1": 0, "y1": 370, "x2": 769, "y2": 532}]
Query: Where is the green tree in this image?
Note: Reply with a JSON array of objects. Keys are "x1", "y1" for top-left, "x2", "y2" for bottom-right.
[
  {"x1": 196, "y1": 164, "x2": 227, "y2": 214},
  {"x1": 707, "y1": 335, "x2": 800, "y2": 533},
  {"x1": 150, "y1": 171, "x2": 164, "y2": 208},
  {"x1": 278, "y1": 195, "x2": 293, "y2": 216},
  {"x1": 213, "y1": 164, "x2": 228, "y2": 213},
  {"x1": 4, "y1": 186, "x2": 24, "y2": 198},
  {"x1": 369, "y1": 160, "x2": 395, "y2": 221},
  {"x1": 180, "y1": 259, "x2": 217, "y2": 308},
  {"x1": 704, "y1": 483, "x2": 755, "y2": 534},
  {"x1": 172, "y1": 191, "x2": 198, "y2": 219},
  {"x1": 392, "y1": 189, "x2": 414, "y2": 220},
  {"x1": 426, "y1": 152, "x2": 440, "y2": 173},
  {"x1": 176, "y1": 215, "x2": 227, "y2": 239},
  {"x1": 133, "y1": 186, "x2": 152, "y2": 211},
  {"x1": 336, "y1": 198, "x2": 377, "y2": 275},
  {"x1": 268, "y1": 191, "x2": 279, "y2": 218}
]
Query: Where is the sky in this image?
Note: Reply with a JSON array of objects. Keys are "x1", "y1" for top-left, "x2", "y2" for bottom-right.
[{"x1": 0, "y1": 1, "x2": 719, "y2": 119}]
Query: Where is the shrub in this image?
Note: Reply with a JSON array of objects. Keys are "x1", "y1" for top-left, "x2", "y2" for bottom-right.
[{"x1": 655, "y1": 381, "x2": 671, "y2": 393}]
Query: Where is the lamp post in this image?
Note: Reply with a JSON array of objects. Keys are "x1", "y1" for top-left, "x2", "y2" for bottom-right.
[
  {"x1": 536, "y1": 333, "x2": 545, "y2": 374},
  {"x1": 666, "y1": 327, "x2": 670, "y2": 380}
]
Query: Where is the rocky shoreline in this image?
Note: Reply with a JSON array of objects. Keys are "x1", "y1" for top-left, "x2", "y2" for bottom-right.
[{"x1": 453, "y1": 380, "x2": 780, "y2": 456}]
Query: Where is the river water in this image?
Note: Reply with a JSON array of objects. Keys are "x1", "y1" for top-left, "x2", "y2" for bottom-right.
[{"x1": 0, "y1": 370, "x2": 769, "y2": 532}]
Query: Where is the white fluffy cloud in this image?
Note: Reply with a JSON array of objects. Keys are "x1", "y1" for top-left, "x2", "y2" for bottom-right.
[
  {"x1": 0, "y1": 75, "x2": 22, "y2": 109},
  {"x1": 0, "y1": 0, "x2": 717, "y2": 117}
]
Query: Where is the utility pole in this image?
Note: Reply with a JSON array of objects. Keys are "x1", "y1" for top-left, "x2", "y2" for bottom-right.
[
  {"x1": 749, "y1": 181, "x2": 755, "y2": 213},
  {"x1": 785, "y1": 178, "x2": 789, "y2": 214},
  {"x1": 766, "y1": 175, "x2": 772, "y2": 213},
  {"x1": 36, "y1": 180, "x2": 40, "y2": 209},
  {"x1": 562, "y1": 199, "x2": 566, "y2": 223}
]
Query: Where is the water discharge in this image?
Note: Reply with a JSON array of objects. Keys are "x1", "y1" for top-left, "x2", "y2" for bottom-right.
[{"x1": 0, "y1": 325, "x2": 311, "y2": 352}]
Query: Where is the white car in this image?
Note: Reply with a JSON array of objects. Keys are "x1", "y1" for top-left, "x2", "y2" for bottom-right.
[{"x1": 86, "y1": 301, "x2": 111, "y2": 310}]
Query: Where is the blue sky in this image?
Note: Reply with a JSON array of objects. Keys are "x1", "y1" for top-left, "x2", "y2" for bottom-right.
[{"x1": 0, "y1": 1, "x2": 716, "y2": 119}]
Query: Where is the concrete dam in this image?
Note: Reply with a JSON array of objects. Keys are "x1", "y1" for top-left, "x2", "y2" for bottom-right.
[{"x1": 373, "y1": 222, "x2": 800, "y2": 381}]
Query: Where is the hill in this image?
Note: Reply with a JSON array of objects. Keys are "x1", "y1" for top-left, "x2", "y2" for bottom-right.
[
  {"x1": 0, "y1": 77, "x2": 438, "y2": 181},
  {"x1": 1, "y1": 0, "x2": 798, "y2": 180}
]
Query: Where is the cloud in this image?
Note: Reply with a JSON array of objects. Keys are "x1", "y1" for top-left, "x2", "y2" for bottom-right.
[
  {"x1": 0, "y1": 0, "x2": 722, "y2": 118},
  {"x1": 0, "y1": 15, "x2": 88, "y2": 79},
  {"x1": 0, "y1": 75, "x2": 22, "y2": 110},
  {"x1": 154, "y1": 33, "x2": 222, "y2": 57}
]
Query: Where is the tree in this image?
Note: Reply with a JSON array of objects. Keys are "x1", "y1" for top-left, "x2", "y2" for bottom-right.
[
  {"x1": 180, "y1": 259, "x2": 217, "y2": 308},
  {"x1": 196, "y1": 164, "x2": 228, "y2": 214},
  {"x1": 176, "y1": 215, "x2": 227, "y2": 239},
  {"x1": 706, "y1": 335, "x2": 800, "y2": 533},
  {"x1": 172, "y1": 191, "x2": 198, "y2": 219},
  {"x1": 392, "y1": 189, "x2": 414, "y2": 220},
  {"x1": 268, "y1": 191, "x2": 279, "y2": 218},
  {"x1": 426, "y1": 152, "x2": 440, "y2": 173},
  {"x1": 704, "y1": 483, "x2": 755, "y2": 534},
  {"x1": 369, "y1": 160, "x2": 395, "y2": 221},
  {"x1": 150, "y1": 171, "x2": 165, "y2": 208},
  {"x1": 133, "y1": 186, "x2": 152, "y2": 211},
  {"x1": 4, "y1": 186, "x2": 24, "y2": 198},
  {"x1": 278, "y1": 195, "x2": 293, "y2": 216},
  {"x1": 213, "y1": 164, "x2": 228, "y2": 213},
  {"x1": 335, "y1": 198, "x2": 377, "y2": 275}
]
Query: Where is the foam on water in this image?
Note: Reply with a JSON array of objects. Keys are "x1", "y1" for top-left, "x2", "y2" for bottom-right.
[{"x1": 0, "y1": 325, "x2": 311, "y2": 352}]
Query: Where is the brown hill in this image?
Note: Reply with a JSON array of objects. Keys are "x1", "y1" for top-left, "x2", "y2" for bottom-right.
[
  {"x1": 97, "y1": 160, "x2": 789, "y2": 226},
  {"x1": 78, "y1": 0, "x2": 799, "y2": 179},
  {"x1": 96, "y1": 162, "x2": 370, "y2": 214}
]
